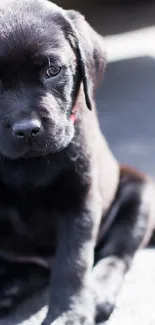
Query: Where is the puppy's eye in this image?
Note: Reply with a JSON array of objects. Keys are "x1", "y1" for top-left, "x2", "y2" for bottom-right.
[{"x1": 46, "y1": 64, "x2": 61, "y2": 78}]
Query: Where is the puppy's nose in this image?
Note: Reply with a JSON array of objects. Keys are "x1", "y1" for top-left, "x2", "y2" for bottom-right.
[{"x1": 12, "y1": 119, "x2": 41, "y2": 139}]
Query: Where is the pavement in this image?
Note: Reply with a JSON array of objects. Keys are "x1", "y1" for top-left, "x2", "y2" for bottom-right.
[{"x1": 1, "y1": 1, "x2": 155, "y2": 324}]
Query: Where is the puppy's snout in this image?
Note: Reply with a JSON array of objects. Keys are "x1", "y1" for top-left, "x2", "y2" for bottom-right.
[{"x1": 12, "y1": 119, "x2": 41, "y2": 139}]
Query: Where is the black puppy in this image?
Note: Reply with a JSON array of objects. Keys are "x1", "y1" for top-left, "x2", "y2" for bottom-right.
[{"x1": 0, "y1": 0, "x2": 154, "y2": 324}]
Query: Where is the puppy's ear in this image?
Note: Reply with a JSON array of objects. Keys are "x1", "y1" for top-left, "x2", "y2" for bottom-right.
[{"x1": 65, "y1": 10, "x2": 107, "y2": 110}]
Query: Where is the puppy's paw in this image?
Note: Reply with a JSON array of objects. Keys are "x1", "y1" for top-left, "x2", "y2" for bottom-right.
[
  {"x1": 95, "y1": 300, "x2": 115, "y2": 323},
  {"x1": 42, "y1": 310, "x2": 94, "y2": 325},
  {"x1": 0, "y1": 263, "x2": 49, "y2": 317},
  {"x1": 42, "y1": 285, "x2": 95, "y2": 325},
  {"x1": 0, "y1": 263, "x2": 17, "y2": 316},
  {"x1": 0, "y1": 280, "x2": 22, "y2": 317},
  {"x1": 42, "y1": 318, "x2": 94, "y2": 325}
]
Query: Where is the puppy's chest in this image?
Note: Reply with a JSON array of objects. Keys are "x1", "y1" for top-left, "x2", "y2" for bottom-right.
[
  {"x1": 0, "y1": 170, "x2": 86, "y2": 262},
  {"x1": 0, "y1": 187, "x2": 65, "y2": 260}
]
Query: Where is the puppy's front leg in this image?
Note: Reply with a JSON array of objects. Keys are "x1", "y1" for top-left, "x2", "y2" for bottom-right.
[{"x1": 42, "y1": 200, "x2": 101, "y2": 325}]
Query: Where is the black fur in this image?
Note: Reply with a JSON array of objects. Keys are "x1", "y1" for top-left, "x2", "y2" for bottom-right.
[{"x1": 0, "y1": 1, "x2": 154, "y2": 324}]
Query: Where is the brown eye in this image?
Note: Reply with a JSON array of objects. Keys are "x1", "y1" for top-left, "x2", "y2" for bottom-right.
[{"x1": 46, "y1": 64, "x2": 61, "y2": 78}]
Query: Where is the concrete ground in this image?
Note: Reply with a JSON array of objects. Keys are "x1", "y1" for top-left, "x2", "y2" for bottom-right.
[{"x1": 1, "y1": 1, "x2": 155, "y2": 324}]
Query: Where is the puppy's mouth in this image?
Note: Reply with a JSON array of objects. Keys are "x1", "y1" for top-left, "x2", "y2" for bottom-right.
[
  {"x1": 22, "y1": 150, "x2": 46, "y2": 158},
  {"x1": 13, "y1": 141, "x2": 49, "y2": 159},
  {"x1": 7, "y1": 140, "x2": 71, "y2": 160},
  {"x1": 6, "y1": 148, "x2": 47, "y2": 160}
]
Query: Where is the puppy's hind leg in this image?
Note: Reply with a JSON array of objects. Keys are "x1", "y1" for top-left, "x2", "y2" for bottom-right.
[{"x1": 93, "y1": 166, "x2": 155, "y2": 323}]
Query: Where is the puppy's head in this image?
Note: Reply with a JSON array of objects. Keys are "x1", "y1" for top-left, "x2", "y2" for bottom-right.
[{"x1": 0, "y1": 0, "x2": 106, "y2": 159}]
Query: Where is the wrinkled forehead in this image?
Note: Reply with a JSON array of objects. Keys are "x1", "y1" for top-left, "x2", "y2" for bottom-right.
[{"x1": 0, "y1": 1, "x2": 74, "y2": 66}]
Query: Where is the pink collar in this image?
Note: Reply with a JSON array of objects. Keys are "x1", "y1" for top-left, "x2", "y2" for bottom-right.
[{"x1": 70, "y1": 104, "x2": 79, "y2": 124}]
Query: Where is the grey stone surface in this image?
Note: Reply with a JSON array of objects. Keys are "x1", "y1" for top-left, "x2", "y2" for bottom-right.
[
  {"x1": 1, "y1": 2, "x2": 155, "y2": 325},
  {"x1": 106, "y1": 249, "x2": 155, "y2": 325}
]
